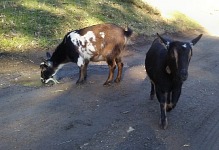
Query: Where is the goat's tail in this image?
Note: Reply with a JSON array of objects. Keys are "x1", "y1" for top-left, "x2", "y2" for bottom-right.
[{"x1": 124, "y1": 27, "x2": 133, "y2": 37}]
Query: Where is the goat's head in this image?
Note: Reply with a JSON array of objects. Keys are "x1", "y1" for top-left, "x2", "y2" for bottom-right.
[
  {"x1": 157, "y1": 33, "x2": 202, "y2": 81},
  {"x1": 40, "y1": 52, "x2": 59, "y2": 84}
]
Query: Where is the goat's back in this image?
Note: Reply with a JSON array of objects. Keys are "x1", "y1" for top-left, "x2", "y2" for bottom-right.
[
  {"x1": 76, "y1": 23, "x2": 129, "y2": 45},
  {"x1": 145, "y1": 38, "x2": 168, "y2": 82}
]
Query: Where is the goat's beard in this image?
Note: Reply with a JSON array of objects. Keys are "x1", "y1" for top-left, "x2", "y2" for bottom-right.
[{"x1": 44, "y1": 77, "x2": 59, "y2": 84}]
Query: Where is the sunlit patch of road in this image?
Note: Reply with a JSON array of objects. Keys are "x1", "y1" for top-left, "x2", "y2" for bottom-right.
[{"x1": 145, "y1": 0, "x2": 219, "y2": 36}]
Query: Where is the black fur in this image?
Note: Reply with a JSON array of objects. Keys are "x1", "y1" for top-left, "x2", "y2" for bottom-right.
[{"x1": 145, "y1": 33, "x2": 202, "y2": 129}]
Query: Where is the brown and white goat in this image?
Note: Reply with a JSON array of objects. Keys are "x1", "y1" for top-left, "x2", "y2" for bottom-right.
[
  {"x1": 145, "y1": 33, "x2": 202, "y2": 129},
  {"x1": 40, "y1": 23, "x2": 132, "y2": 85}
]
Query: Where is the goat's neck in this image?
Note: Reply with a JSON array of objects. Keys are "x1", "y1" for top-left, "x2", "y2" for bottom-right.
[
  {"x1": 166, "y1": 61, "x2": 183, "y2": 83},
  {"x1": 50, "y1": 51, "x2": 68, "y2": 68}
]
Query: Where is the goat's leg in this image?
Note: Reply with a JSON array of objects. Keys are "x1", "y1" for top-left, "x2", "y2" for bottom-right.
[
  {"x1": 150, "y1": 82, "x2": 155, "y2": 100},
  {"x1": 160, "y1": 103, "x2": 168, "y2": 130},
  {"x1": 76, "y1": 60, "x2": 89, "y2": 84},
  {"x1": 114, "y1": 57, "x2": 123, "y2": 83},
  {"x1": 166, "y1": 92, "x2": 173, "y2": 112},
  {"x1": 76, "y1": 64, "x2": 87, "y2": 84},
  {"x1": 84, "y1": 60, "x2": 89, "y2": 80},
  {"x1": 156, "y1": 89, "x2": 168, "y2": 129},
  {"x1": 171, "y1": 87, "x2": 182, "y2": 110},
  {"x1": 104, "y1": 59, "x2": 116, "y2": 86}
]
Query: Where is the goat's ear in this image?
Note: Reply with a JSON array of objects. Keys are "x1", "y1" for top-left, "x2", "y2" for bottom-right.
[
  {"x1": 157, "y1": 33, "x2": 170, "y2": 48},
  {"x1": 40, "y1": 57, "x2": 47, "y2": 62},
  {"x1": 190, "y1": 34, "x2": 203, "y2": 46},
  {"x1": 46, "y1": 52, "x2": 51, "y2": 59}
]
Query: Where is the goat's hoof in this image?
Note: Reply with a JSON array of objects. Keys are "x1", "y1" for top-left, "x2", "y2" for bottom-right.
[
  {"x1": 166, "y1": 103, "x2": 176, "y2": 112},
  {"x1": 166, "y1": 105, "x2": 174, "y2": 112},
  {"x1": 103, "y1": 81, "x2": 112, "y2": 86},
  {"x1": 150, "y1": 94, "x2": 155, "y2": 100},
  {"x1": 114, "y1": 78, "x2": 121, "y2": 83},
  {"x1": 84, "y1": 75, "x2": 87, "y2": 80},
  {"x1": 166, "y1": 107, "x2": 172, "y2": 112},
  {"x1": 76, "y1": 80, "x2": 86, "y2": 85},
  {"x1": 161, "y1": 124, "x2": 168, "y2": 130},
  {"x1": 160, "y1": 119, "x2": 168, "y2": 130}
]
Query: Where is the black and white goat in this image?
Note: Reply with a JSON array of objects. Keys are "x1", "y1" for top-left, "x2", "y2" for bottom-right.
[
  {"x1": 40, "y1": 23, "x2": 132, "y2": 85},
  {"x1": 145, "y1": 33, "x2": 202, "y2": 129}
]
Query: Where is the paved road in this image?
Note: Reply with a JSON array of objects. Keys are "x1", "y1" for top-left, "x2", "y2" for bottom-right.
[{"x1": 0, "y1": 33, "x2": 219, "y2": 150}]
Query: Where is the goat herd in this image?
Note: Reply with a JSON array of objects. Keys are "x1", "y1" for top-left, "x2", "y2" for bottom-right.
[{"x1": 40, "y1": 23, "x2": 202, "y2": 129}]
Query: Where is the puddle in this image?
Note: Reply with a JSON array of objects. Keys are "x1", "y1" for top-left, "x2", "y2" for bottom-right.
[
  {"x1": 13, "y1": 74, "x2": 43, "y2": 87},
  {"x1": 15, "y1": 79, "x2": 42, "y2": 87}
]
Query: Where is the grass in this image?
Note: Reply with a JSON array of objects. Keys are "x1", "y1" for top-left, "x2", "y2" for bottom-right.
[{"x1": 0, "y1": 0, "x2": 201, "y2": 52}]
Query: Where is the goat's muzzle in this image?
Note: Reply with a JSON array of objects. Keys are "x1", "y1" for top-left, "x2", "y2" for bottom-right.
[
  {"x1": 41, "y1": 78, "x2": 46, "y2": 83},
  {"x1": 41, "y1": 77, "x2": 59, "y2": 84},
  {"x1": 180, "y1": 69, "x2": 188, "y2": 81}
]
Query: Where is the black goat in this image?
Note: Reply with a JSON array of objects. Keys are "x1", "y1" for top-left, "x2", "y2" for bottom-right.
[
  {"x1": 145, "y1": 33, "x2": 202, "y2": 129},
  {"x1": 40, "y1": 23, "x2": 132, "y2": 85}
]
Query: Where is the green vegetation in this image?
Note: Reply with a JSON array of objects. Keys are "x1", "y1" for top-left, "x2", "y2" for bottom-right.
[{"x1": 0, "y1": 0, "x2": 201, "y2": 52}]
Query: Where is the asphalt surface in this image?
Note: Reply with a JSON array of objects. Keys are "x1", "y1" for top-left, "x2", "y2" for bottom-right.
[{"x1": 0, "y1": 33, "x2": 219, "y2": 150}]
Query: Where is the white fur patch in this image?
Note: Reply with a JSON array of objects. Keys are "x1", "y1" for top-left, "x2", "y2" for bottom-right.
[
  {"x1": 77, "y1": 56, "x2": 84, "y2": 67},
  {"x1": 174, "y1": 49, "x2": 178, "y2": 68},
  {"x1": 68, "y1": 31, "x2": 97, "y2": 66},
  {"x1": 101, "y1": 43, "x2": 104, "y2": 49},
  {"x1": 166, "y1": 41, "x2": 170, "y2": 48},
  {"x1": 124, "y1": 36, "x2": 127, "y2": 44},
  {"x1": 182, "y1": 44, "x2": 187, "y2": 48},
  {"x1": 40, "y1": 62, "x2": 45, "y2": 65},
  {"x1": 52, "y1": 64, "x2": 65, "y2": 76},
  {"x1": 69, "y1": 31, "x2": 96, "y2": 46},
  {"x1": 45, "y1": 78, "x2": 59, "y2": 84},
  {"x1": 99, "y1": 32, "x2": 105, "y2": 38}
]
